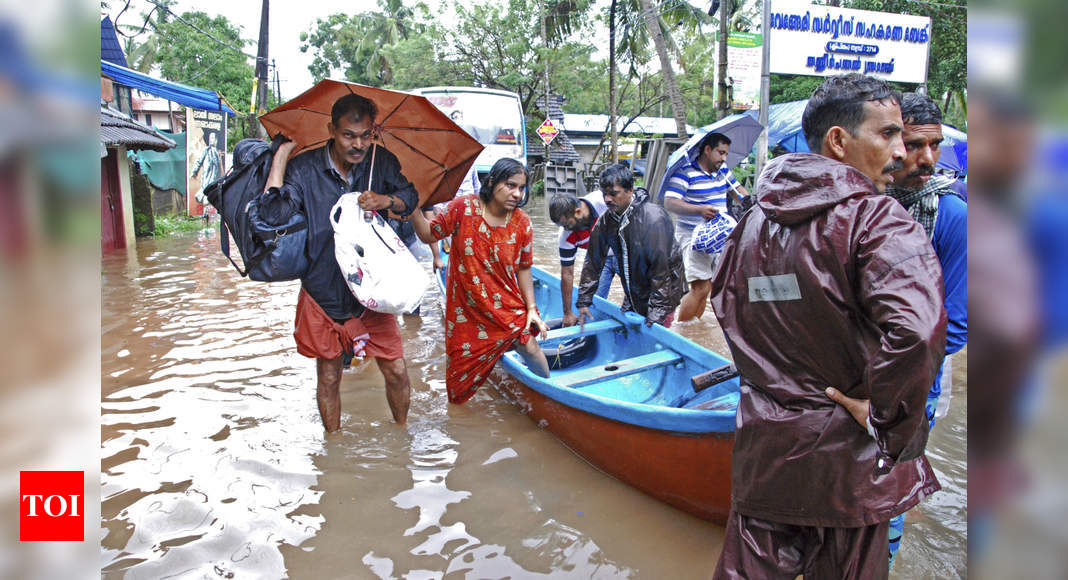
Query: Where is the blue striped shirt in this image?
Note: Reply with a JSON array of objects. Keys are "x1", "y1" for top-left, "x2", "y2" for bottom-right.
[{"x1": 664, "y1": 161, "x2": 739, "y2": 232}]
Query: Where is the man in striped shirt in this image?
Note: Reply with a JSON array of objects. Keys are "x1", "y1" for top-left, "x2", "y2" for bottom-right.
[{"x1": 664, "y1": 132, "x2": 749, "y2": 322}]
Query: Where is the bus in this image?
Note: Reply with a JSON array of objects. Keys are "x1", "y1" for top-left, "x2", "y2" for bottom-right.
[{"x1": 409, "y1": 86, "x2": 527, "y2": 177}]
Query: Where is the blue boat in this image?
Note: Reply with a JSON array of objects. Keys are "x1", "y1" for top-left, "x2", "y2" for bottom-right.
[{"x1": 436, "y1": 256, "x2": 740, "y2": 524}]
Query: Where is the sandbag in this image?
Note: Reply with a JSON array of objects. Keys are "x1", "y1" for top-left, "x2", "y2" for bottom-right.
[{"x1": 331, "y1": 193, "x2": 427, "y2": 314}]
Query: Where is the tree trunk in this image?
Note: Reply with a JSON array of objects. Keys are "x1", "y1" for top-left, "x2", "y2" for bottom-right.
[
  {"x1": 716, "y1": 1, "x2": 730, "y2": 120},
  {"x1": 609, "y1": 0, "x2": 619, "y2": 163},
  {"x1": 638, "y1": 0, "x2": 688, "y2": 138}
]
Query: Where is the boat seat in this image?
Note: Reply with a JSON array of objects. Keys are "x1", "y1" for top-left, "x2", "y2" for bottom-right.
[
  {"x1": 542, "y1": 319, "x2": 623, "y2": 343},
  {"x1": 558, "y1": 350, "x2": 683, "y2": 390}
]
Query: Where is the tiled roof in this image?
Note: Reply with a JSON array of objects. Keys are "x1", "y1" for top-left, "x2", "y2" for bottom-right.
[
  {"x1": 101, "y1": 16, "x2": 129, "y2": 68},
  {"x1": 101, "y1": 105, "x2": 176, "y2": 152}
]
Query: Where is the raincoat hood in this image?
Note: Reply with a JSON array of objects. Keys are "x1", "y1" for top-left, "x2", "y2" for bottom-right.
[{"x1": 756, "y1": 153, "x2": 877, "y2": 226}]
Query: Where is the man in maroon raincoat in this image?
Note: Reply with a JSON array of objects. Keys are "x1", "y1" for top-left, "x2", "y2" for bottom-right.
[{"x1": 709, "y1": 73, "x2": 946, "y2": 578}]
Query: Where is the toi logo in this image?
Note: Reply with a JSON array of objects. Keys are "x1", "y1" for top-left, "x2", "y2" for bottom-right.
[{"x1": 20, "y1": 471, "x2": 84, "y2": 541}]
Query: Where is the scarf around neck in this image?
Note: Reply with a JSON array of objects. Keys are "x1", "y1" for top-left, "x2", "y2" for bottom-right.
[{"x1": 886, "y1": 174, "x2": 955, "y2": 239}]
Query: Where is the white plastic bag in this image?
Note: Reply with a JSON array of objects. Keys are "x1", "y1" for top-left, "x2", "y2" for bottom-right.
[
  {"x1": 331, "y1": 193, "x2": 428, "y2": 314},
  {"x1": 691, "y1": 212, "x2": 737, "y2": 254}
]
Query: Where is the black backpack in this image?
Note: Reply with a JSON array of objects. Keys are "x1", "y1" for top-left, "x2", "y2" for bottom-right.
[{"x1": 204, "y1": 135, "x2": 309, "y2": 282}]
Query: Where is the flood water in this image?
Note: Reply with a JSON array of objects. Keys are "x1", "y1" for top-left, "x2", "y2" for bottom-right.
[{"x1": 101, "y1": 194, "x2": 966, "y2": 578}]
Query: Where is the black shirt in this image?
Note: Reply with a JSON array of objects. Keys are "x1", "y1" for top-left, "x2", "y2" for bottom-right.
[{"x1": 270, "y1": 142, "x2": 418, "y2": 320}]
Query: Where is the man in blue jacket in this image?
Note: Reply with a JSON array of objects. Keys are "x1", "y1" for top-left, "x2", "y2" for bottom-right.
[{"x1": 884, "y1": 92, "x2": 967, "y2": 567}]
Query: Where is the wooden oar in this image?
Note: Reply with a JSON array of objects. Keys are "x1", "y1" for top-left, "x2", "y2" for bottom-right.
[
  {"x1": 690, "y1": 363, "x2": 739, "y2": 392},
  {"x1": 670, "y1": 363, "x2": 740, "y2": 408}
]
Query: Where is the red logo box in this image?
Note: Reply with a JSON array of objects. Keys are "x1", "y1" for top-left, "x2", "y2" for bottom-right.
[{"x1": 20, "y1": 471, "x2": 84, "y2": 541}]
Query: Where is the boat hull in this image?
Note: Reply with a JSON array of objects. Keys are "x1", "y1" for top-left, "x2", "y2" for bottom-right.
[
  {"x1": 435, "y1": 251, "x2": 737, "y2": 524},
  {"x1": 496, "y1": 374, "x2": 734, "y2": 525}
]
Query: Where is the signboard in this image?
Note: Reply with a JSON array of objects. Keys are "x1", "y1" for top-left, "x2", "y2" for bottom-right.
[
  {"x1": 719, "y1": 31, "x2": 762, "y2": 110},
  {"x1": 185, "y1": 108, "x2": 226, "y2": 216},
  {"x1": 768, "y1": 1, "x2": 932, "y2": 84},
  {"x1": 536, "y1": 119, "x2": 559, "y2": 145}
]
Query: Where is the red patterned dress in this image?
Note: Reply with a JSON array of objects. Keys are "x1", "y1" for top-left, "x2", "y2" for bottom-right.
[{"x1": 428, "y1": 195, "x2": 535, "y2": 404}]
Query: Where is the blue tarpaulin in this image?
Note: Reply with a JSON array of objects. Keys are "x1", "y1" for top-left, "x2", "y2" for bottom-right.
[
  {"x1": 743, "y1": 100, "x2": 809, "y2": 153},
  {"x1": 101, "y1": 60, "x2": 237, "y2": 116}
]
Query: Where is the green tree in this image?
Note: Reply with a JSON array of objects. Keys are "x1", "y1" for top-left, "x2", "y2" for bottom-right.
[
  {"x1": 300, "y1": 13, "x2": 377, "y2": 85},
  {"x1": 300, "y1": 1, "x2": 428, "y2": 86},
  {"x1": 115, "y1": 0, "x2": 178, "y2": 74},
  {"x1": 152, "y1": 11, "x2": 254, "y2": 121},
  {"x1": 380, "y1": 29, "x2": 461, "y2": 90},
  {"x1": 769, "y1": 74, "x2": 823, "y2": 105},
  {"x1": 353, "y1": 0, "x2": 423, "y2": 84},
  {"x1": 843, "y1": 0, "x2": 967, "y2": 127},
  {"x1": 624, "y1": 0, "x2": 709, "y2": 137},
  {"x1": 676, "y1": 28, "x2": 720, "y2": 127},
  {"x1": 602, "y1": 0, "x2": 707, "y2": 153},
  {"x1": 446, "y1": 0, "x2": 593, "y2": 112}
]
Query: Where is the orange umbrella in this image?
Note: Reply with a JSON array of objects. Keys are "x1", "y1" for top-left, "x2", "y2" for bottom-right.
[{"x1": 259, "y1": 79, "x2": 484, "y2": 208}]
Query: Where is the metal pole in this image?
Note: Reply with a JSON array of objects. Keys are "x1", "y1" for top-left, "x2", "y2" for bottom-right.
[
  {"x1": 273, "y1": 58, "x2": 281, "y2": 105},
  {"x1": 254, "y1": 0, "x2": 270, "y2": 139},
  {"x1": 542, "y1": 0, "x2": 550, "y2": 165},
  {"x1": 755, "y1": 0, "x2": 771, "y2": 180},
  {"x1": 717, "y1": 0, "x2": 730, "y2": 120}
]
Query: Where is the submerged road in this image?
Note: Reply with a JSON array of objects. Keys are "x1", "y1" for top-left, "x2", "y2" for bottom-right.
[{"x1": 101, "y1": 194, "x2": 966, "y2": 578}]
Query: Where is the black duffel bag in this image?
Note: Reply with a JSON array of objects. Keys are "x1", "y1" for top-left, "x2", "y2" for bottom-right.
[{"x1": 204, "y1": 135, "x2": 309, "y2": 282}]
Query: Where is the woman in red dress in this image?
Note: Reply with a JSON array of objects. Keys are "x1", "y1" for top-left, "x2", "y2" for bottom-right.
[{"x1": 412, "y1": 158, "x2": 551, "y2": 404}]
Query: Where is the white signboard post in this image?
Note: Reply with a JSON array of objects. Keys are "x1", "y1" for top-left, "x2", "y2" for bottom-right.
[{"x1": 767, "y1": 1, "x2": 932, "y2": 84}]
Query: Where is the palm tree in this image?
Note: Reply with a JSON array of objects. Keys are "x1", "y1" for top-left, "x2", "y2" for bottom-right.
[
  {"x1": 637, "y1": 0, "x2": 687, "y2": 137},
  {"x1": 608, "y1": 0, "x2": 708, "y2": 143},
  {"x1": 358, "y1": 0, "x2": 420, "y2": 85},
  {"x1": 117, "y1": 0, "x2": 178, "y2": 73}
]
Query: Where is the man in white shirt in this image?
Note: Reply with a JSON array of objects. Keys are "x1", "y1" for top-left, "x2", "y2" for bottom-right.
[{"x1": 549, "y1": 191, "x2": 615, "y2": 326}]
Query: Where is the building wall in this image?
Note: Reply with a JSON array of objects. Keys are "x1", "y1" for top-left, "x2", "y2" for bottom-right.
[{"x1": 116, "y1": 146, "x2": 136, "y2": 249}]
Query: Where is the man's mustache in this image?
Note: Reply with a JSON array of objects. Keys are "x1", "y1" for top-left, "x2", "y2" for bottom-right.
[
  {"x1": 882, "y1": 159, "x2": 904, "y2": 174},
  {"x1": 348, "y1": 148, "x2": 366, "y2": 157},
  {"x1": 905, "y1": 165, "x2": 935, "y2": 179}
]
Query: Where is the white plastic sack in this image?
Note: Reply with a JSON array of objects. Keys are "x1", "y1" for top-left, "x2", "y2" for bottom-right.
[
  {"x1": 691, "y1": 213, "x2": 737, "y2": 254},
  {"x1": 331, "y1": 193, "x2": 428, "y2": 314}
]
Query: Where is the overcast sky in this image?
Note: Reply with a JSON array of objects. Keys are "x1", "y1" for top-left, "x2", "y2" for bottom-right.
[{"x1": 105, "y1": 0, "x2": 714, "y2": 101}]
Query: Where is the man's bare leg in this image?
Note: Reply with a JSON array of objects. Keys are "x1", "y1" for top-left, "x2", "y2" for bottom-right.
[
  {"x1": 678, "y1": 279, "x2": 712, "y2": 322},
  {"x1": 375, "y1": 357, "x2": 411, "y2": 425},
  {"x1": 316, "y1": 356, "x2": 344, "y2": 432}
]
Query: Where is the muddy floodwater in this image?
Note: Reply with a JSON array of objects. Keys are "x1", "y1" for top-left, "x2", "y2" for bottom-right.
[{"x1": 101, "y1": 194, "x2": 966, "y2": 578}]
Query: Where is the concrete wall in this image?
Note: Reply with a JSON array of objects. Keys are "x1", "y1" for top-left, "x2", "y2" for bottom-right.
[{"x1": 115, "y1": 146, "x2": 137, "y2": 249}]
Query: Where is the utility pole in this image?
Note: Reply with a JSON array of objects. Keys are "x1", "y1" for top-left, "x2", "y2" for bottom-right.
[
  {"x1": 253, "y1": 0, "x2": 269, "y2": 139},
  {"x1": 716, "y1": 0, "x2": 731, "y2": 120},
  {"x1": 541, "y1": 0, "x2": 550, "y2": 164},
  {"x1": 609, "y1": 0, "x2": 619, "y2": 163},
  {"x1": 755, "y1": 0, "x2": 771, "y2": 178}
]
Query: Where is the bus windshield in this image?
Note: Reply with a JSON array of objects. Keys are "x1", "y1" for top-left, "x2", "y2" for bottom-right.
[{"x1": 423, "y1": 92, "x2": 522, "y2": 147}]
